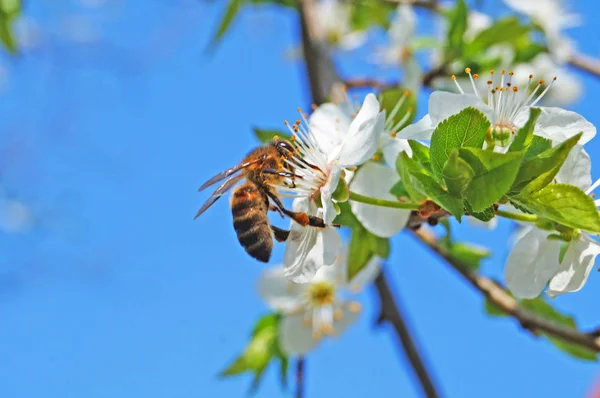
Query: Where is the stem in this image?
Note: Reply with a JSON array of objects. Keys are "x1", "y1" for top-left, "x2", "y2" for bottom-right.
[
  {"x1": 349, "y1": 191, "x2": 421, "y2": 210},
  {"x1": 496, "y1": 209, "x2": 537, "y2": 223}
]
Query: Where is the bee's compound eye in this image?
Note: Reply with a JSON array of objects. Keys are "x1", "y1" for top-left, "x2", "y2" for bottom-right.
[{"x1": 277, "y1": 140, "x2": 294, "y2": 153}]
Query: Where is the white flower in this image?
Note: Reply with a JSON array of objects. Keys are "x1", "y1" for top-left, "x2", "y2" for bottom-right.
[
  {"x1": 258, "y1": 253, "x2": 380, "y2": 355},
  {"x1": 403, "y1": 69, "x2": 596, "y2": 149},
  {"x1": 512, "y1": 54, "x2": 582, "y2": 106},
  {"x1": 283, "y1": 198, "x2": 343, "y2": 283},
  {"x1": 280, "y1": 93, "x2": 385, "y2": 225},
  {"x1": 372, "y1": 4, "x2": 416, "y2": 66},
  {"x1": 314, "y1": 0, "x2": 367, "y2": 51},
  {"x1": 503, "y1": 0, "x2": 580, "y2": 63},
  {"x1": 505, "y1": 146, "x2": 600, "y2": 298}
]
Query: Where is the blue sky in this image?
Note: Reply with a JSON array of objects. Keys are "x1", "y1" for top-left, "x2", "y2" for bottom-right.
[{"x1": 1, "y1": 1, "x2": 600, "y2": 397}]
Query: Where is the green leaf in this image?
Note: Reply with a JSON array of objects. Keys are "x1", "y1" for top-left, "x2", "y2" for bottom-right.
[
  {"x1": 465, "y1": 202, "x2": 495, "y2": 222},
  {"x1": 511, "y1": 133, "x2": 582, "y2": 195},
  {"x1": 253, "y1": 127, "x2": 291, "y2": 143},
  {"x1": 389, "y1": 180, "x2": 409, "y2": 199},
  {"x1": 469, "y1": 17, "x2": 530, "y2": 50},
  {"x1": 512, "y1": 184, "x2": 600, "y2": 232},
  {"x1": 525, "y1": 136, "x2": 552, "y2": 160},
  {"x1": 514, "y1": 43, "x2": 548, "y2": 64},
  {"x1": 350, "y1": 0, "x2": 394, "y2": 30},
  {"x1": 442, "y1": 149, "x2": 474, "y2": 197},
  {"x1": 380, "y1": 89, "x2": 417, "y2": 132},
  {"x1": 509, "y1": 107, "x2": 541, "y2": 153},
  {"x1": 398, "y1": 152, "x2": 464, "y2": 221},
  {"x1": 209, "y1": 0, "x2": 244, "y2": 49},
  {"x1": 430, "y1": 107, "x2": 490, "y2": 179},
  {"x1": 347, "y1": 223, "x2": 389, "y2": 280},
  {"x1": 332, "y1": 201, "x2": 359, "y2": 228},
  {"x1": 396, "y1": 152, "x2": 427, "y2": 202},
  {"x1": 445, "y1": 0, "x2": 468, "y2": 59},
  {"x1": 521, "y1": 298, "x2": 598, "y2": 361},
  {"x1": 458, "y1": 148, "x2": 524, "y2": 212},
  {"x1": 408, "y1": 140, "x2": 431, "y2": 171},
  {"x1": 220, "y1": 313, "x2": 289, "y2": 390},
  {"x1": 0, "y1": 18, "x2": 16, "y2": 54},
  {"x1": 440, "y1": 240, "x2": 490, "y2": 272}
]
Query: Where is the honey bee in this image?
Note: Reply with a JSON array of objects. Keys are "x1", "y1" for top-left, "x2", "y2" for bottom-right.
[{"x1": 194, "y1": 138, "x2": 327, "y2": 262}]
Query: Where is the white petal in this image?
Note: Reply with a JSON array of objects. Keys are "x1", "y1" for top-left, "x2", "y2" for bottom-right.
[
  {"x1": 389, "y1": 5, "x2": 416, "y2": 45},
  {"x1": 349, "y1": 162, "x2": 410, "y2": 237},
  {"x1": 397, "y1": 114, "x2": 434, "y2": 140},
  {"x1": 380, "y1": 134, "x2": 412, "y2": 168},
  {"x1": 554, "y1": 145, "x2": 592, "y2": 191},
  {"x1": 283, "y1": 222, "x2": 343, "y2": 284},
  {"x1": 547, "y1": 236, "x2": 600, "y2": 297},
  {"x1": 257, "y1": 267, "x2": 305, "y2": 312},
  {"x1": 331, "y1": 305, "x2": 359, "y2": 337},
  {"x1": 279, "y1": 313, "x2": 319, "y2": 355},
  {"x1": 428, "y1": 91, "x2": 493, "y2": 126},
  {"x1": 309, "y1": 103, "x2": 352, "y2": 155},
  {"x1": 504, "y1": 227, "x2": 561, "y2": 299},
  {"x1": 337, "y1": 94, "x2": 385, "y2": 167},
  {"x1": 320, "y1": 165, "x2": 342, "y2": 225},
  {"x1": 346, "y1": 255, "x2": 381, "y2": 288},
  {"x1": 532, "y1": 107, "x2": 596, "y2": 145},
  {"x1": 339, "y1": 31, "x2": 367, "y2": 50}
]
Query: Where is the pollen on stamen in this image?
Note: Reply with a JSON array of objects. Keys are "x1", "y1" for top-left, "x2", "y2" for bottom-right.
[
  {"x1": 529, "y1": 74, "x2": 534, "y2": 79},
  {"x1": 390, "y1": 131, "x2": 397, "y2": 137},
  {"x1": 501, "y1": 69, "x2": 505, "y2": 75},
  {"x1": 311, "y1": 103, "x2": 318, "y2": 110},
  {"x1": 553, "y1": 76, "x2": 557, "y2": 81},
  {"x1": 295, "y1": 119, "x2": 301, "y2": 125},
  {"x1": 539, "y1": 80, "x2": 545, "y2": 85},
  {"x1": 487, "y1": 80, "x2": 493, "y2": 85},
  {"x1": 403, "y1": 90, "x2": 410, "y2": 97},
  {"x1": 284, "y1": 120, "x2": 289, "y2": 125},
  {"x1": 372, "y1": 154, "x2": 380, "y2": 162},
  {"x1": 273, "y1": 135, "x2": 279, "y2": 140},
  {"x1": 465, "y1": 67, "x2": 471, "y2": 74},
  {"x1": 451, "y1": 75, "x2": 457, "y2": 80},
  {"x1": 290, "y1": 135, "x2": 296, "y2": 142},
  {"x1": 509, "y1": 71, "x2": 514, "y2": 76},
  {"x1": 513, "y1": 86, "x2": 518, "y2": 92},
  {"x1": 490, "y1": 69, "x2": 495, "y2": 75},
  {"x1": 321, "y1": 323, "x2": 334, "y2": 335},
  {"x1": 473, "y1": 74, "x2": 479, "y2": 79}
]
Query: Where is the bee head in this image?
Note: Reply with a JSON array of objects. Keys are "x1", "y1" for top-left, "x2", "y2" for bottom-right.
[{"x1": 273, "y1": 138, "x2": 296, "y2": 158}]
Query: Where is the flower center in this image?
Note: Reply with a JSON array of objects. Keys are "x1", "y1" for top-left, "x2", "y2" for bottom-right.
[
  {"x1": 452, "y1": 68, "x2": 557, "y2": 143},
  {"x1": 307, "y1": 282, "x2": 335, "y2": 306}
]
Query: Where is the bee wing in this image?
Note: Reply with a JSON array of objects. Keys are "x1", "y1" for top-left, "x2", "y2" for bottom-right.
[
  {"x1": 194, "y1": 173, "x2": 245, "y2": 220},
  {"x1": 198, "y1": 158, "x2": 262, "y2": 192}
]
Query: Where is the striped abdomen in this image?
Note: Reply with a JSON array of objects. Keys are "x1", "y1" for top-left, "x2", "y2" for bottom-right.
[{"x1": 231, "y1": 182, "x2": 272, "y2": 262}]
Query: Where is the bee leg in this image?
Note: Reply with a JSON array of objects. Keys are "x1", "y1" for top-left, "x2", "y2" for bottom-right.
[
  {"x1": 266, "y1": 191, "x2": 327, "y2": 228},
  {"x1": 271, "y1": 225, "x2": 290, "y2": 242},
  {"x1": 269, "y1": 204, "x2": 285, "y2": 218},
  {"x1": 263, "y1": 168, "x2": 301, "y2": 188}
]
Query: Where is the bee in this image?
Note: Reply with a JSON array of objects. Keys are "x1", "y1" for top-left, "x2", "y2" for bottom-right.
[{"x1": 194, "y1": 138, "x2": 327, "y2": 263}]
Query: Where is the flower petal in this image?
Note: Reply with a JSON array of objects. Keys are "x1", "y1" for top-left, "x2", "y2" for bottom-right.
[
  {"x1": 320, "y1": 165, "x2": 342, "y2": 225},
  {"x1": 283, "y1": 213, "x2": 343, "y2": 284},
  {"x1": 504, "y1": 227, "x2": 561, "y2": 299},
  {"x1": 337, "y1": 94, "x2": 385, "y2": 167},
  {"x1": 531, "y1": 107, "x2": 596, "y2": 145},
  {"x1": 547, "y1": 236, "x2": 600, "y2": 297},
  {"x1": 309, "y1": 103, "x2": 352, "y2": 155},
  {"x1": 257, "y1": 267, "x2": 305, "y2": 312},
  {"x1": 555, "y1": 145, "x2": 591, "y2": 191},
  {"x1": 279, "y1": 313, "x2": 320, "y2": 355},
  {"x1": 397, "y1": 114, "x2": 434, "y2": 140},
  {"x1": 349, "y1": 162, "x2": 410, "y2": 237},
  {"x1": 428, "y1": 91, "x2": 493, "y2": 125},
  {"x1": 380, "y1": 134, "x2": 412, "y2": 167}
]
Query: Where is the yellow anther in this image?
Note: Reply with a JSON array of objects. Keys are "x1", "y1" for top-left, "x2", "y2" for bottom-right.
[
  {"x1": 501, "y1": 69, "x2": 505, "y2": 74},
  {"x1": 290, "y1": 135, "x2": 296, "y2": 142},
  {"x1": 403, "y1": 90, "x2": 410, "y2": 96},
  {"x1": 490, "y1": 69, "x2": 495, "y2": 74},
  {"x1": 372, "y1": 154, "x2": 380, "y2": 162},
  {"x1": 529, "y1": 74, "x2": 534, "y2": 79},
  {"x1": 473, "y1": 74, "x2": 479, "y2": 79},
  {"x1": 333, "y1": 309, "x2": 344, "y2": 321},
  {"x1": 311, "y1": 103, "x2": 317, "y2": 110},
  {"x1": 553, "y1": 76, "x2": 557, "y2": 81},
  {"x1": 349, "y1": 302, "x2": 362, "y2": 313},
  {"x1": 321, "y1": 323, "x2": 334, "y2": 335},
  {"x1": 451, "y1": 75, "x2": 457, "y2": 80},
  {"x1": 390, "y1": 131, "x2": 397, "y2": 138},
  {"x1": 284, "y1": 120, "x2": 289, "y2": 125},
  {"x1": 513, "y1": 86, "x2": 519, "y2": 92},
  {"x1": 539, "y1": 80, "x2": 545, "y2": 85},
  {"x1": 487, "y1": 80, "x2": 492, "y2": 85},
  {"x1": 273, "y1": 135, "x2": 279, "y2": 140},
  {"x1": 465, "y1": 67, "x2": 471, "y2": 74},
  {"x1": 295, "y1": 119, "x2": 301, "y2": 125}
]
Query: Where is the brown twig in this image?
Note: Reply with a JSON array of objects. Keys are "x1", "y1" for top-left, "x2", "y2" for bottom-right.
[
  {"x1": 375, "y1": 272, "x2": 440, "y2": 398},
  {"x1": 344, "y1": 78, "x2": 401, "y2": 90},
  {"x1": 297, "y1": 1, "x2": 443, "y2": 396},
  {"x1": 569, "y1": 53, "x2": 600, "y2": 78},
  {"x1": 413, "y1": 228, "x2": 600, "y2": 352},
  {"x1": 295, "y1": 357, "x2": 305, "y2": 398}
]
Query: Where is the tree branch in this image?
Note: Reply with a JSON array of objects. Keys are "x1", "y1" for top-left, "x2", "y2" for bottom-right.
[
  {"x1": 295, "y1": 357, "x2": 305, "y2": 398},
  {"x1": 412, "y1": 228, "x2": 600, "y2": 352},
  {"x1": 569, "y1": 52, "x2": 600, "y2": 78},
  {"x1": 297, "y1": 1, "x2": 442, "y2": 396},
  {"x1": 375, "y1": 272, "x2": 440, "y2": 398}
]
